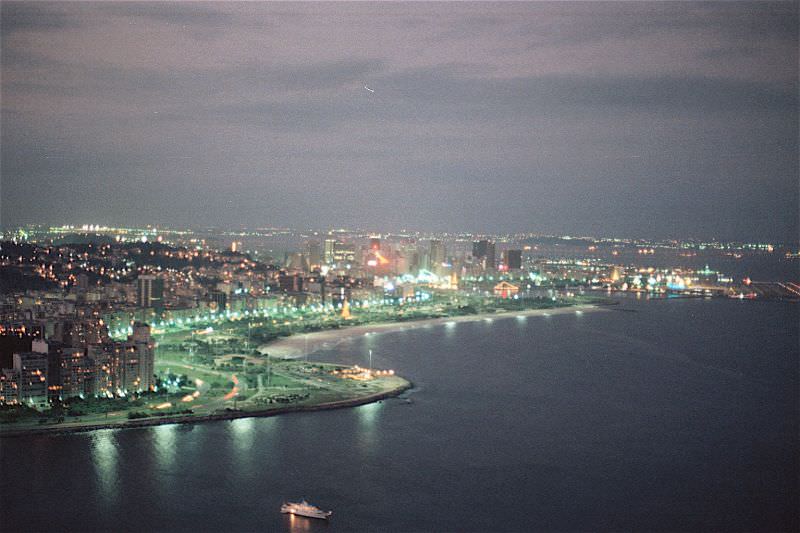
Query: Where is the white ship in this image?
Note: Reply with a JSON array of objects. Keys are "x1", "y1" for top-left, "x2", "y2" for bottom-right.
[{"x1": 281, "y1": 500, "x2": 332, "y2": 520}]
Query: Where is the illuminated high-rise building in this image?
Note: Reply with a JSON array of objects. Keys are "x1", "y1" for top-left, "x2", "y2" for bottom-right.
[
  {"x1": 473, "y1": 240, "x2": 488, "y2": 259},
  {"x1": 12, "y1": 351, "x2": 49, "y2": 408},
  {"x1": 307, "y1": 240, "x2": 321, "y2": 268},
  {"x1": 0, "y1": 368, "x2": 19, "y2": 405},
  {"x1": 324, "y1": 239, "x2": 337, "y2": 264},
  {"x1": 395, "y1": 252, "x2": 409, "y2": 274},
  {"x1": 333, "y1": 243, "x2": 356, "y2": 265},
  {"x1": 87, "y1": 344, "x2": 113, "y2": 396},
  {"x1": 429, "y1": 240, "x2": 446, "y2": 275},
  {"x1": 209, "y1": 290, "x2": 227, "y2": 311},
  {"x1": 278, "y1": 272, "x2": 304, "y2": 293},
  {"x1": 59, "y1": 347, "x2": 90, "y2": 399},
  {"x1": 136, "y1": 275, "x2": 164, "y2": 309},
  {"x1": 473, "y1": 240, "x2": 496, "y2": 270},
  {"x1": 286, "y1": 252, "x2": 308, "y2": 271},
  {"x1": 111, "y1": 323, "x2": 155, "y2": 393},
  {"x1": 486, "y1": 242, "x2": 496, "y2": 270}
]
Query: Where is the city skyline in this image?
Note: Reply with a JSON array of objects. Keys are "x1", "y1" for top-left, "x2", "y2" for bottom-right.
[
  {"x1": 2, "y1": 2, "x2": 797, "y2": 242},
  {"x1": 1, "y1": 4, "x2": 797, "y2": 531},
  {"x1": 5, "y1": 220, "x2": 797, "y2": 248}
]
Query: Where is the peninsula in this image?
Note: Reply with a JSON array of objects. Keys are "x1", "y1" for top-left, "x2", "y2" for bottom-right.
[{"x1": 1, "y1": 295, "x2": 605, "y2": 437}]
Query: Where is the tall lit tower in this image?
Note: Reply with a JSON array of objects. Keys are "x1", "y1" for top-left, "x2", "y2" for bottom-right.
[
  {"x1": 507, "y1": 249, "x2": 522, "y2": 270},
  {"x1": 307, "y1": 240, "x2": 321, "y2": 268},
  {"x1": 429, "y1": 240, "x2": 446, "y2": 276},
  {"x1": 473, "y1": 240, "x2": 495, "y2": 271},
  {"x1": 324, "y1": 239, "x2": 337, "y2": 264},
  {"x1": 136, "y1": 275, "x2": 164, "y2": 309}
]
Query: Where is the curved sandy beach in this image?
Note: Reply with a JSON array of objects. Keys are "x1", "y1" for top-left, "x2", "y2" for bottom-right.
[{"x1": 258, "y1": 303, "x2": 608, "y2": 359}]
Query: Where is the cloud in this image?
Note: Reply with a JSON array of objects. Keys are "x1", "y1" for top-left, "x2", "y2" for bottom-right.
[
  {"x1": 0, "y1": 2, "x2": 86, "y2": 34},
  {"x1": 0, "y1": 1, "x2": 796, "y2": 241}
]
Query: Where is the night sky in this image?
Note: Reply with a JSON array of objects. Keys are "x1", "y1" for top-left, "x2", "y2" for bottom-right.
[{"x1": 1, "y1": 2, "x2": 797, "y2": 241}]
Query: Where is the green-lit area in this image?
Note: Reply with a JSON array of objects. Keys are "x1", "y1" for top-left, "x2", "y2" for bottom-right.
[
  {"x1": 1, "y1": 292, "x2": 602, "y2": 435},
  {"x1": 0, "y1": 353, "x2": 409, "y2": 433},
  {"x1": 109, "y1": 292, "x2": 601, "y2": 340}
]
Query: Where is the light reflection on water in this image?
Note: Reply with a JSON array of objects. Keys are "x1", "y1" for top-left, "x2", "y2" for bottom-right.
[
  {"x1": 229, "y1": 417, "x2": 257, "y2": 475},
  {"x1": 91, "y1": 430, "x2": 119, "y2": 504},
  {"x1": 231, "y1": 416, "x2": 282, "y2": 475},
  {"x1": 230, "y1": 417, "x2": 255, "y2": 452},
  {"x1": 230, "y1": 418, "x2": 256, "y2": 468},
  {"x1": 3, "y1": 299, "x2": 795, "y2": 533},
  {"x1": 153, "y1": 423, "x2": 177, "y2": 473},
  {"x1": 356, "y1": 401, "x2": 381, "y2": 451},
  {"x1": 287, "y1": 512, "x2": 319, "y2": 532}
]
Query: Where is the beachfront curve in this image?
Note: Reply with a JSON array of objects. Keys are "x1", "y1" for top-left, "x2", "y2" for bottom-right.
[{"x1": 258, "y1": 303, "x2": 607, "y2": 359}]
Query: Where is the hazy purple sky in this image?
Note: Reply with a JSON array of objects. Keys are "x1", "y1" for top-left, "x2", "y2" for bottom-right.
[{"x1": 1, "y1": 2, "x2": 797, "y2": 241}]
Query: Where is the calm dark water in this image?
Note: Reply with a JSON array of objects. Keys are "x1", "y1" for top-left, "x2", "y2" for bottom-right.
[{"x1": 1, "y1": 299, "x2": 798, "y2": 532}]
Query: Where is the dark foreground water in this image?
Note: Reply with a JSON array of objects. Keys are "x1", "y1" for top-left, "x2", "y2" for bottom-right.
[{"x1": 1, "y1": 298, "x2": 798, "y2": 532}]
